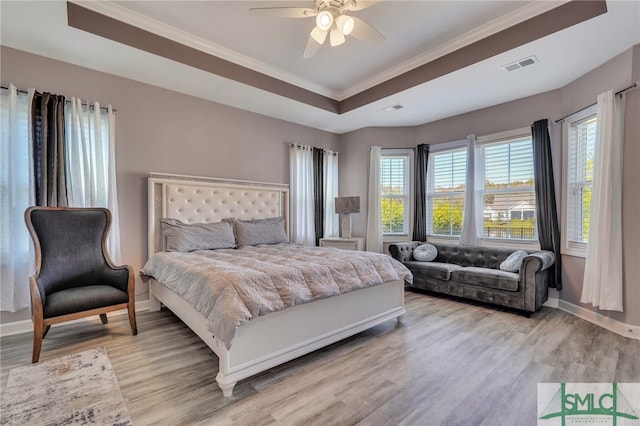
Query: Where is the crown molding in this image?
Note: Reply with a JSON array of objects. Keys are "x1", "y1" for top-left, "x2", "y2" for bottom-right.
[
  {"x1": 69, "y1": 0, "x2": 339, "y2": 99},
  {"x1": 336, "y1": 1, "x2": 570, "y2": 100},
  {"x1": 70, "y1": 0, "x2": 568, "y2": 102}
]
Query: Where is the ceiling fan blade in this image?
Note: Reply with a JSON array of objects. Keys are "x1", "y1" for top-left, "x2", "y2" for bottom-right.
[
  {"x1": 350, "y1": 16, "x2": 386, "y2": 45},
  {"x1": 303, "y1": 35, "x2": 323, "y2": 58},
  {"x1": 330, "y1": 28, "x2": 346, "y2": 47},
  {"x1": 249, "y1": 7, "x2": 316, "y2": 18},
  {"x1": 345, "y1": 0, "x2": 380, "y2": 12}
]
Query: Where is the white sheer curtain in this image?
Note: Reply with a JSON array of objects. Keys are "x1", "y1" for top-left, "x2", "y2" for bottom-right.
[
  {"x1": 581, "y1": 90, "x2": 624, "y2": 311},
  {"x1": 323, "y1": 151, "x2": 339, "y2": 237},
  {"x1": 366, "y1": 146, "x2": 383, "y2": 252},
  {"x1": 460, "y1": 134, "x2": 479, "y2": 246},
  {"x1": 0, "y1": 85, "x2": 35, "y2": 311},
  {"x1": 65, "y1": 98, "x2": 122, "y2": 263},
  {"x1": 290, "y1": 144, "x2": 316, "y2": 245}
]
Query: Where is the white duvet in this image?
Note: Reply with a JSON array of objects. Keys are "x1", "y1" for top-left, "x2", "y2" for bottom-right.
[{"x1": 141, "y1": 243, "x2": 412, "y2": 349}]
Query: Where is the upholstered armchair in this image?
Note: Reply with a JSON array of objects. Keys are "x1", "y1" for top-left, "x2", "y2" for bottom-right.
[{"x1": 24, "y1": 207, "x2": 137, "y2": 363}]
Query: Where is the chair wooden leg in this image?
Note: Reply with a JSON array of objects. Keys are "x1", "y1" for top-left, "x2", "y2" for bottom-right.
[
  {"x1": 42, "y1": 324, "x2": 51, "y2": 338},
  {"x1": 99, "y1": 313, "x2": 108, "y2": 324},
  {"x1": 128, "y1": 303, "x2": 138, "y2": 335},
  {"x1": 32, "y1": 320, "x2": 45, "y2": 363}
]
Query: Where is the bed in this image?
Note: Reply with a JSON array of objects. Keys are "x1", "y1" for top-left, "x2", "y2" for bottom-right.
[{"x1": 144, "y1": 173, "x2": 409, "y2": 397}]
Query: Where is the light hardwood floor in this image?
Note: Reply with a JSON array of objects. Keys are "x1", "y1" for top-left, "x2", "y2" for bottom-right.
[{"x1": 2, "y1": 291, "x2": 639, "y2": 425}]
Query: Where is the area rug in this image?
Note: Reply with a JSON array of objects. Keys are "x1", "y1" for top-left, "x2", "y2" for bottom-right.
[{"x1": 1, "y1": 347, "x2": 132, "y2": 425}]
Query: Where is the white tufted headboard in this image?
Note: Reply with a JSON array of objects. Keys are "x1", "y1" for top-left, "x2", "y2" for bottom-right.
[{"x1": 147, "y1": 173, "x2": 289, "y2": 257}]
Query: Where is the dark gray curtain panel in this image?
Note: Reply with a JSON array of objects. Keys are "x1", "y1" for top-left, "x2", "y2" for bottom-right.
[
  {"x1": 312, "y1": 147, "x2": 324, "y2": 245},
  {"x1": 32, "y1": 92, "x2": 67, "y2": 207},
  {"x1": 532, "y1": 119, "x2": 562, "y2": 289},
  {"x1": 412, "y1": 144, "x2": 430, "y2": 242}
]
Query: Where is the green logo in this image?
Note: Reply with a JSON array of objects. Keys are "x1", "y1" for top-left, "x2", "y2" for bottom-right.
[{"x1": 538, "y1": 383, "x2": 639, "y2": 426}]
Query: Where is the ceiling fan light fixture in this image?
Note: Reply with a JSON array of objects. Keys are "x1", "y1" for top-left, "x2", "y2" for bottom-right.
[
  {"x1": 316, "y1": 10, "x2": 334, "y2": 31},
  {"x1": 310, "y1": 26, "x2": 328, "y2": 44},
  {"x1": 330, "y1": 27, "x2": 346, "y2": 47},
  {"x1": 336, "y1": 14, "x2": 355, "y2": 36}
]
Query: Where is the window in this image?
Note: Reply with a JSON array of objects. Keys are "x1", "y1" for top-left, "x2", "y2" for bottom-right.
[
  {"x1": 1, "y1": 86, "x2": 34, "y2": 311},
  {"x1": 380, "y1": 149, "x2": 412, "y2": 235},
  {"x1": 427, "y1": 146, "x2": 467, "y2": 236},
  {"x1": 1, "y1": 87, "x2": 121, "y2": 312},
  {"x1": 477, "y1": 132, "x2": 537, "y2": 241},
  {"x1": 562, "y1": 106, "x2": 596, "y2": 256},
  {"x1": 426, "y1": 130, "x2": 537, "y2": 245}
]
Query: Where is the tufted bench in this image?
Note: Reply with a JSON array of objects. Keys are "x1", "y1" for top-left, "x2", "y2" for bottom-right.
[{"x1": 388, "y1": 242, "x2": 555, "y2": 314}]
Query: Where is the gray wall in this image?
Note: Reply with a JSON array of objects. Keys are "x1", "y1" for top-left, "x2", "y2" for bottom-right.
[
  {"x1": 556, "y1": 47, "x2": 640, "y2": 327},
  {"x1": 0, "y1": 46, "x2": 340, "y2": 324},
  {"x1": 340, "y1": 46, "x2": 640, "y2": 327},
  {"x1": 2, "y1": 44, "x2": 639, "y2": 329}
]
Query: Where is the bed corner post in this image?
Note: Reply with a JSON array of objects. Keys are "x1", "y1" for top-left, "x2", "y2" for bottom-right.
[
  {"x1": 216, "y1": 374, "x2": 237, "y2": 398},
  {"x1": 148, "y1": 282, "x2": 161, "y2": 312}
]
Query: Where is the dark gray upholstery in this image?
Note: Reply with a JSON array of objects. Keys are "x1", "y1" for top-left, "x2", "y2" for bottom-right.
[
  {"x1": 25, "y1": 207, "x2": 137, "y2": 363},
  {"x1": 389, "y1": 242, "x2": 555, "y2": 313},
  {"x1": 43, "y1": 285, "x2": 129, "y2": 318}
]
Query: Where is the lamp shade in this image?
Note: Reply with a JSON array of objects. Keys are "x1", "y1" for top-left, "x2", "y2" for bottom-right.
[
  {"x1": 336, "y1": 14, "x2": 355, "y2": 36},
  {"x1": 316, "y1": 10, "x2": 334, "y2": 31},
  {"x1": 335, "y1": 196, "x2": 360, "y2": 214}
]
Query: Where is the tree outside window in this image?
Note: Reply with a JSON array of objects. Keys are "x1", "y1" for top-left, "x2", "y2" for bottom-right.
[{"x1": 380, "y1": 151, "x2": 411, "y2": 235}]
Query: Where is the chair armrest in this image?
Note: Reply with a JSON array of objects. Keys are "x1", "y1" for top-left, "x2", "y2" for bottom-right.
[
  {"x1": 30, "y1": 275, "x2": 45, "y2": 318},
  {"x1": 99, "y1": 264, "x2": 134, "y2": 294},
  {"x1": 388, "y1": 241, "x2": 422, "y2": 263}
]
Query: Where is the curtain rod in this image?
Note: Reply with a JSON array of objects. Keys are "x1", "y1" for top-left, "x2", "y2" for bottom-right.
[
  {"x1": 1, "y1": 85, "x2": 118, "y2": 113},
  {"x1": 289, "y1": 143, "x2": 338, "y2": 156},
  {"x1": 554, "y1": 82, "x2": 638, "y2": 124},
  {"x1": 368, "y1": 147, "x2": 416, "y2": 151}
]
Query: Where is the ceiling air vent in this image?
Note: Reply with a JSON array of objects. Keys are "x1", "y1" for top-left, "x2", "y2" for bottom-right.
[
  {"x1": 383, "y1": 104, "x2": 403, "y2": 112},
  {"x1": 502, "y1": 56, "x2": 538, "y2": 72}
]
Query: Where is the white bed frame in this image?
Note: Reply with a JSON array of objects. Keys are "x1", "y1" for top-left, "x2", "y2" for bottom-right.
[{"x1": 147, "y1": 173, "x2": 406, "y2": 397}]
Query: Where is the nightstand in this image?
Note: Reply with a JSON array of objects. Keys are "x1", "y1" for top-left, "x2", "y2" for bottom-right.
[{"x1": 319, "y1": 237, "x2": 364, "y2": 251}]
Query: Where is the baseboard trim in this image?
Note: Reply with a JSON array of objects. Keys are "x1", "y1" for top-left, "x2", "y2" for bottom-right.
[
  {"x1": 3, "y1": 298, "x2": 638, "y2": 341},
  {"x1": 546, "y1": 297, "x2": 639, "y2": 340},
  {"x1": 0, "y1": 300, "x2": 149, "y2": 337}
]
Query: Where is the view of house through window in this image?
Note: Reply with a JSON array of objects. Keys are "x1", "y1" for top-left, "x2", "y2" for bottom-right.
[
  {"x1": 380, "y1": 150, "x2": 411, "y2": 235},
  {"x1": 478, "y1": 135, "x2": 537, "y2": 240}
]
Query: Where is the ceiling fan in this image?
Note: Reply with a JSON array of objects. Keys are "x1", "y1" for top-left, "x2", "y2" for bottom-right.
[{"x1": 249, "y1": 0, "x2": 386, "y2": 58}]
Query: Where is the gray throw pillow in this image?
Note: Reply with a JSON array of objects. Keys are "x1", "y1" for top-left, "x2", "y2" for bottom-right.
[
  {"x1": 499, "y1": 250, "x2": 528, "y2": 272},
  {"x1": 235, "y1": 217, "x2": 288, "y2": 247},
  {"x1": 161, "y1": 218, "x2": 236, "y2": 252},
  {"x1": 413, "y1": 243, "x2": 438, "y2": 262}
]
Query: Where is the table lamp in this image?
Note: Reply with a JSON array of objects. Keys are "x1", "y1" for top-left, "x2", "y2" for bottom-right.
[{"x1": 334, "y1": 196, "x2": 360, "y2": 238}]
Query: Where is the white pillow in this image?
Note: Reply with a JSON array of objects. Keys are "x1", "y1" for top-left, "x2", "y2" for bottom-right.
[
  {"x1": 413, "y1": 243, "x2": 438, "y2": 262},
  {"x1": 499, "y1": 250, "x2": 528, "y2": 272}
]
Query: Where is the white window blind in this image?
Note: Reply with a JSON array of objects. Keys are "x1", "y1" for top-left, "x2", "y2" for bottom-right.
[
  {"x1": 380, "y1": 151, "x2": 410, "y2": 235},
  {"x1": 427, "y1": 147, "x2": 467, "y2": 236},
  {"x1": 477, "y1": 135, "x2": 537, "y2": 241},
  {"x1": 564, "y1": 112, "x2": 596, "y2": 256}
]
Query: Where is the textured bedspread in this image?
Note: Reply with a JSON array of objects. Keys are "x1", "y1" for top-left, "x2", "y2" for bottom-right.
[{"x1": 141, "y1": 243, "x2": 412, "y2": 349}]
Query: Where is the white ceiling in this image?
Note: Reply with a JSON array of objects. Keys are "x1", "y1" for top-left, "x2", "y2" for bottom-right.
[{"x1": 2, "y1": 1, "x2": 639, "y2": 134}]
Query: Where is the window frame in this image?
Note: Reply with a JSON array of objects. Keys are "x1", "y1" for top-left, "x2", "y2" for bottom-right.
[
  {"x1": 426, "y1": 127, "x2": 540, "y2": 250},
  {"x1": 380, "y1": 148, "x2": 414, "y2": 240},
  {"x1": 561, "y1": 105, "x2": 597, "y2": 257}
]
